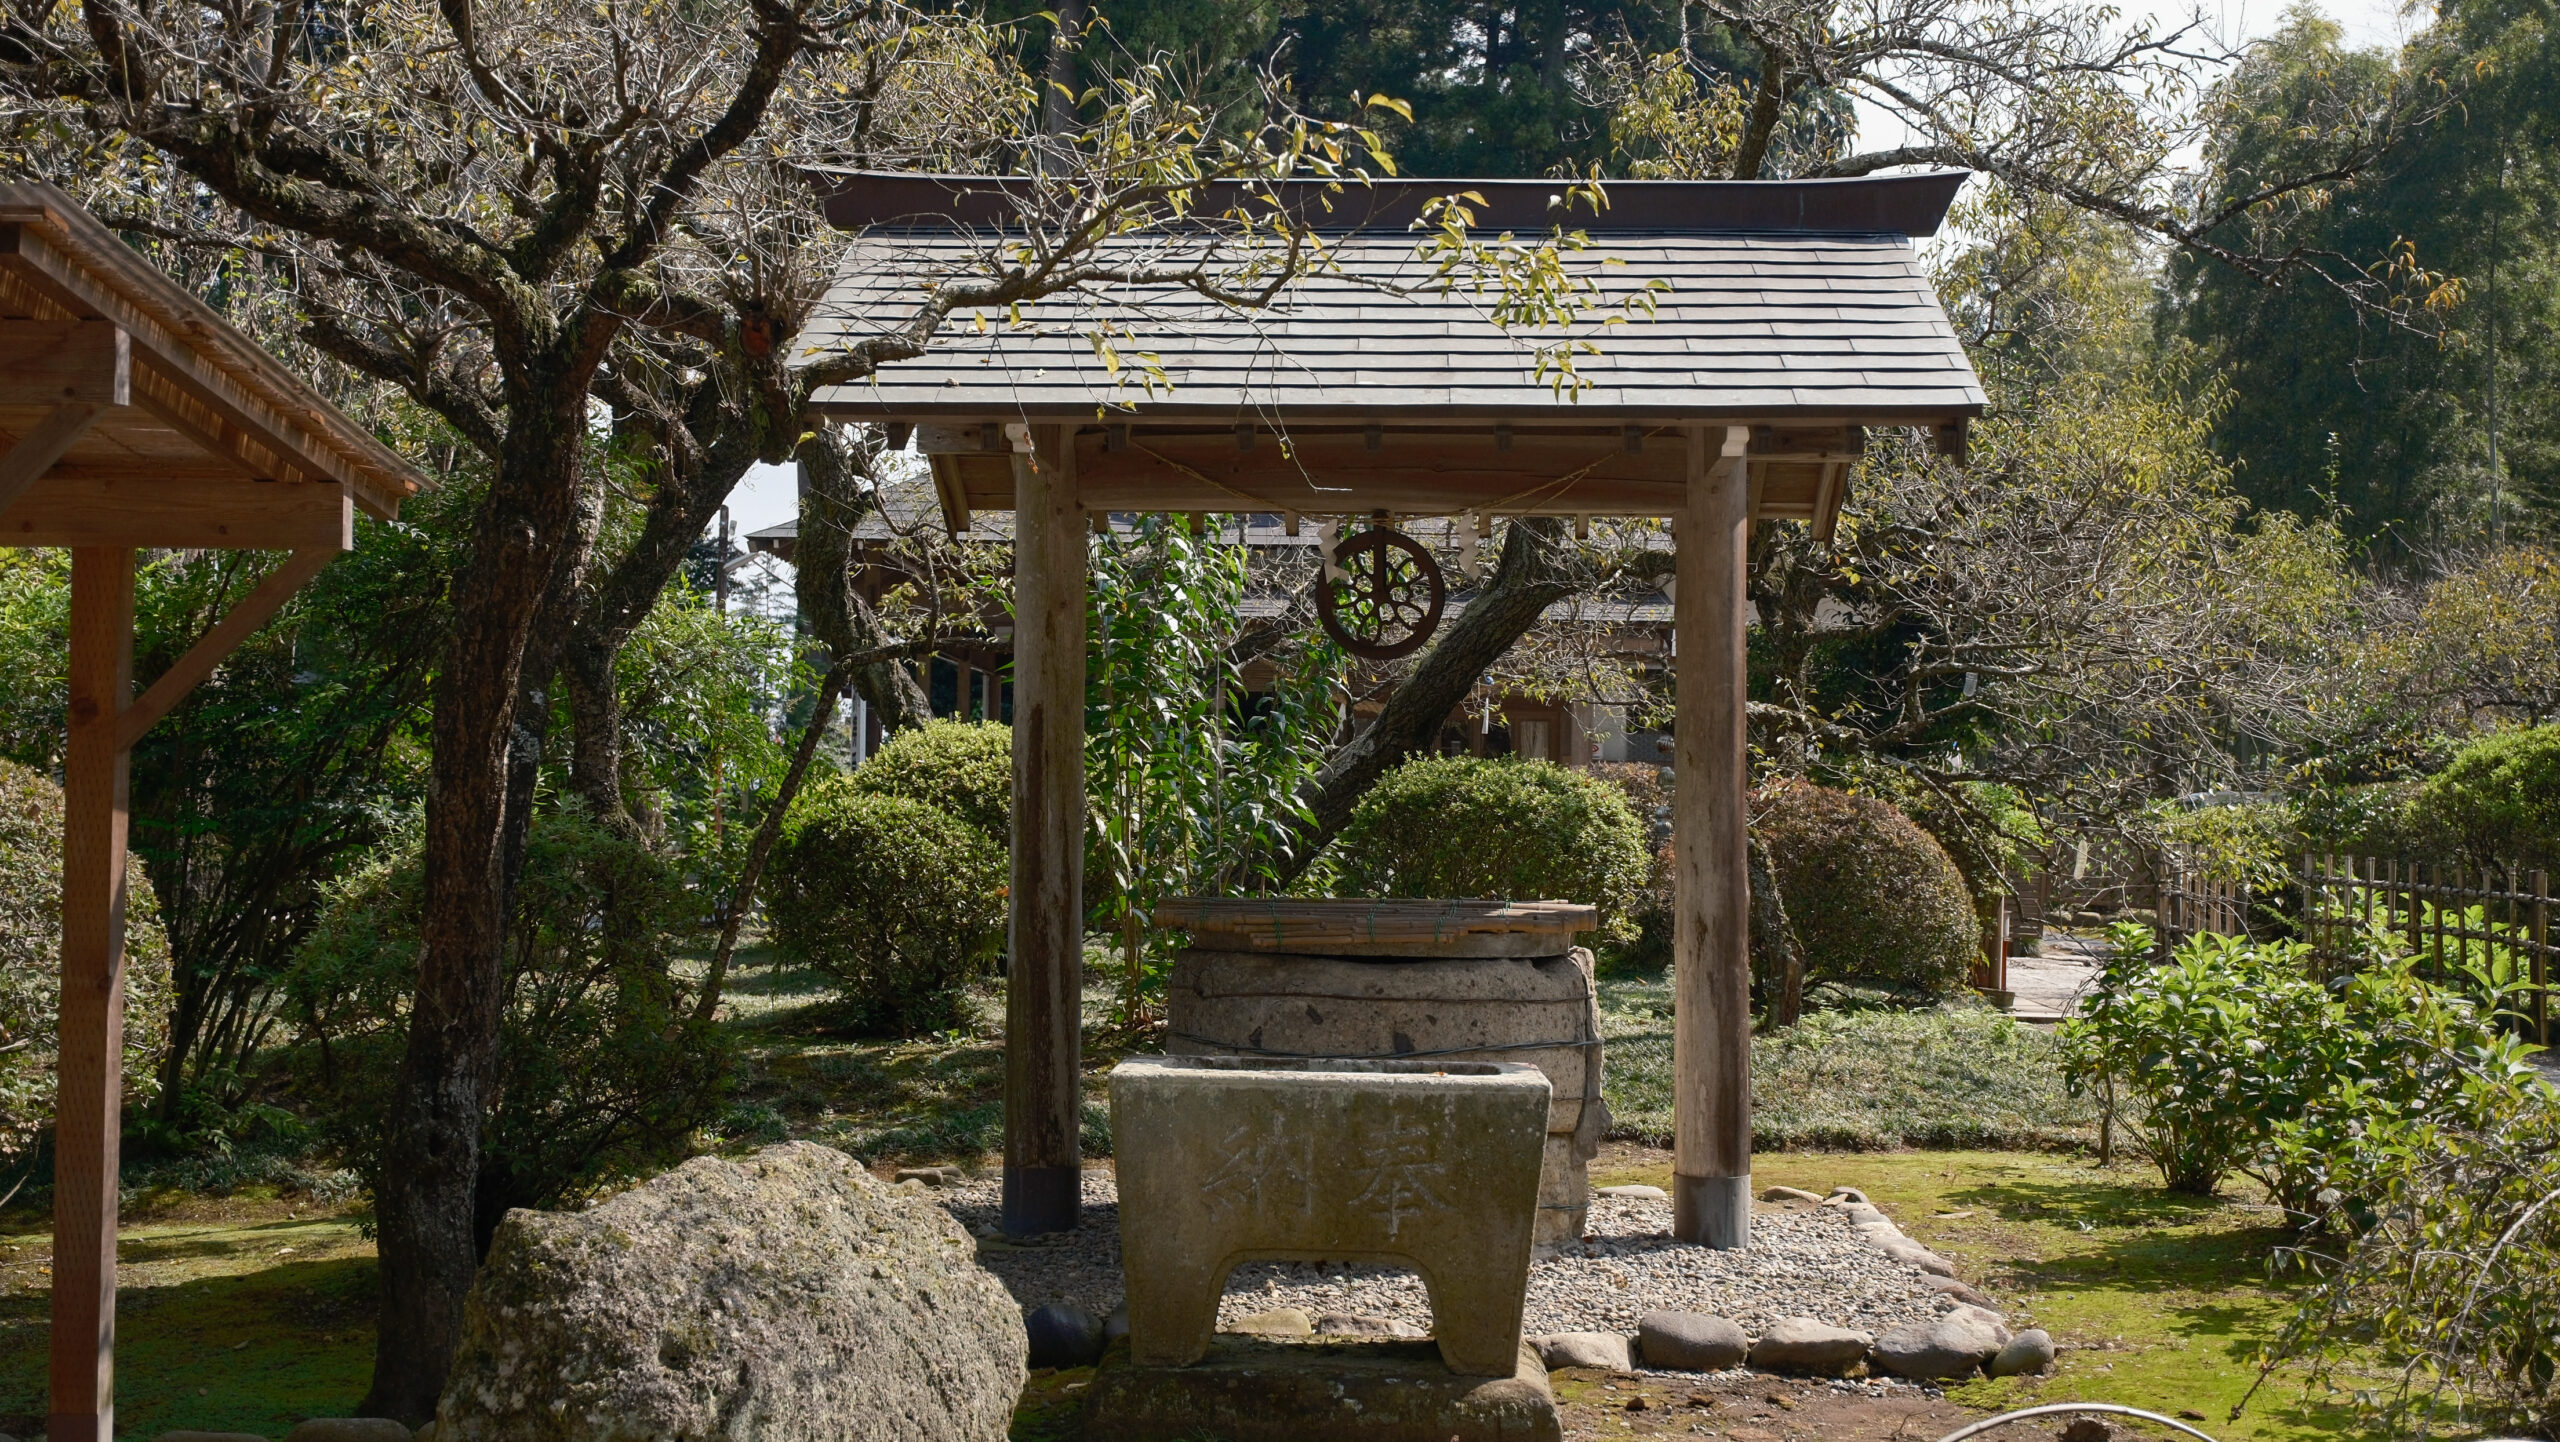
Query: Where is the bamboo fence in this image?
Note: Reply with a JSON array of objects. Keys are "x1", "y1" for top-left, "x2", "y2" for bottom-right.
[{"x1": 2298, "y1": 854, "x2": 2553, "y2": 1046}]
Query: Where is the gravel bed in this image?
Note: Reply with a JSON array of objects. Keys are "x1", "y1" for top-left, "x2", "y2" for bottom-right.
[{"x1": 938, "y1": 1169, "x2": 1947, "y2": 1340}]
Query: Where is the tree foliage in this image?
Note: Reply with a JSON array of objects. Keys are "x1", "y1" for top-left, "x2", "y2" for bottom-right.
[
  {"x1": 0, "y1": 761, "x2": 172, "y2": 1175},
  {"x1": 1087, "y1": 515, "x2": 1345, "y2": 1015}
]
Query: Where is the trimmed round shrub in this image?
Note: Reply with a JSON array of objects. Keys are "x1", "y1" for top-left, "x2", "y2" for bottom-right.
[
  {"x1": 766, "y1": 782, "x2": 1006, "y2": 1034},
  {"x1": 848, "y1": 719, "x2": 1011, "y2": 845},
  {"x1": 2403, "y1": 724, "x2": 2560, "y2": 873},
  {"x1": 1331, "y1": 756, "x2": 1649, "y2": 943},
  {"x1": 0, "y1": 760, "x2": 172, "y2": 1165},
  {"x1": 1753, "y1": 779, "x2": 1979, "y2": 998}
]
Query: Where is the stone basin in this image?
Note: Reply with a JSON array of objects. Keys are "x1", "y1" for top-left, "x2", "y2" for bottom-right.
[{"x1": 1109, "y1": 1054, "x2": 1551, "y2": 1376}]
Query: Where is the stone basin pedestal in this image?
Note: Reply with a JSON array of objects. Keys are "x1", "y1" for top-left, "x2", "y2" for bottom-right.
[{"x1": 1108, "y1": 1054, "x2": 1550, "y2": 1377}]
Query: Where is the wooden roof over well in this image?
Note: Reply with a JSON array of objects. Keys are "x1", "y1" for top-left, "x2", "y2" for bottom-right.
[
  {"x1": 0, "y1": 180, "x2": 422, "y2": 550},
  {"x1": 802, "y1": 171, "x2": 1981, "y2": 534}
]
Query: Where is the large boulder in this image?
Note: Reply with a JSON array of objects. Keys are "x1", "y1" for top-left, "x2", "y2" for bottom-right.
[{"x1": 437, "y1": 1142, "x2": 1024, "y2": 1442}]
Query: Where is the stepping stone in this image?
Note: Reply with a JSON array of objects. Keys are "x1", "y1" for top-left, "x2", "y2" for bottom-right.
[
  {"x1": 1534, "y1": 1331, "x2": 1633, "y2": 1371},
  {"x1": 1746, "y1": 1318, "x2": 1871, "y2": 1376},
  {"x1": 1231, "y1": 1306, "x2": 1315, "y2": 1337},
  {"x1": 1637, "y1": 1311, "x2": 1748, "y2": 1371},
  {"x1": 1026, "y1": 1300, "x2": 1106, "y2": 1368},
  {"x1": 1596, "y1": 1184, "x2": 1667, "y2": 1200},
  {"x1": 1871, "y1": 1305, "x2": 2010, "y2": 1380},
  {"x1": 1315, "y1": 1312, "x2": 1426, "y2": 1338},
  {"x1": 1989, "y1": 1328, "x2": 2056, "y2": 1377},
  {"x1": 1758, "y1": 1186, "x2": 1824, "y2": 1204}
]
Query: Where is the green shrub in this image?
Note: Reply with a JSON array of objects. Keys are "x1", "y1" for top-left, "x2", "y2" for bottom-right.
[
  {"x1": 1752, "y1": 779, "x2": 1979, "y2": 998},
  {"x1": 2060, "y1": 927, "x2": 2532, "y2": 1206},
  {"x1": 1331, "y1": 756, "x2": 1649, "y2": 943},
  {"x1": 1588, "y1": 762, "x2": 1673, "y2": 967},
  {"x1": 282, "y1": 810, "x2": 727, "y2": 1248},
  {"x1": 766, "y1": 784, "x2": 1006, "y2": 1034},
  {"x1": 2402, "y1": 723, "x2": 2560, "y2": 873},
  {"x1": 2264, "y1": 1072, "x2": 2560, "y2": 1438},
  {"x1": 848, "y1": 719, "x2": 1011, "y2": 844},
  {"x1": 0, "y1": 760, "x2": 173, "y2": 1167}
]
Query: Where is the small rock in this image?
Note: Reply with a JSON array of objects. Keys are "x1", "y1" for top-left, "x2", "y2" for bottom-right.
[
  {"x1": 1637, "y1": 1311, "x2": 1748, "y2": 1371},
  {"x1": 286, "y1": 1426, "x2": 413, "y2": 1442},
  {"x1": 2177, "y1": 1409, "x2": 2208, "y2": 1421},
  {"x1": 1746, "y1": 1317, "x2": 1872, "y2": 1376},
  {"x1": 1230, "y1": 1306, "x2": 1314, "y2": 1337},
  {"x1": 893, "y1": 1166, "x2": 954, "y2": 1187},
  {"x1": 1923, "y1": 1273, "x2": 1994, "y2": 1307},
  {"x1": 1596, "y1": 1184, "x2": 1669, "y2": 1200},
  {"x1": 157, "y1": 1434, "x2": 269, "y2": 1442},
  {"x1": 1535, "y1": 1331, "x2": 1635, "y2": 1371},
  {"x1": 1625, "y1": 1395, "x2": 1651, "y2": 1412},
  {"x1": 1314, "y1": 1312, "x2": 1426, "y2": 1338},
  {"x1": 1101, "y1": 1301, "x2": 1130, "y2": 1346},
  {"x1": 1871, "y1": 1305, "x2": 2010, "y2": 1380},
  {"x1": 414, "y1": 1426, "x2": 436, "y2": 1442},
  {"x1": 1025, "y1": 1300, "x2": 1104, "y2": 1368},
  {"x1": 1989, "y1": 1329, "x2": 2056, "y2": 1377},
  {"x1": 1827, "y1": 1186, "x2": 1871, "y2": 1204},
  {"x1": 1758, "y1": 1186, "x2": 1824, "y2": 1204},
  {"x1": 2056, "y1": 1420, "x2": 2118, "y2": 1442},
  {"x1": 894, "y1": 1177, "x2": 929, "y2": 1194}
]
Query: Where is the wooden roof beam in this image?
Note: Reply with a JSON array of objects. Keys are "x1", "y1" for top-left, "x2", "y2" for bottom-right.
[{"x1": 0, "y1": 226, "x2": 398, "y2": 513}]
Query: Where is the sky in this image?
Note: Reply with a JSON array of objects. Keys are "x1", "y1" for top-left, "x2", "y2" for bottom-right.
[{"x1": 717, "y1": 0, "x2": 2432, "y2": 548}]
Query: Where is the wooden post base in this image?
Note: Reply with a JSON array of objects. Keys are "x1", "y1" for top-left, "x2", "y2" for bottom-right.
[
  {"x1": 1002, "y1": 1165, "x2": 1082, "y2": 1238},
  {"x1": 1672, "y1": 1172, "x2": 1751, "y2": 1250}
]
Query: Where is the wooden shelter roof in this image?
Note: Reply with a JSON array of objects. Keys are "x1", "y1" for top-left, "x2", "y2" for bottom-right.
[
  {"x1": 802, "y1": 171, "x2": 1981, "y2": 534},
  {"x1": 798, "y1": 170, "x2": 1976, "y2": 425},
  {"x1": 0, "y1": 180, "x2": 421, "y2": 550}
]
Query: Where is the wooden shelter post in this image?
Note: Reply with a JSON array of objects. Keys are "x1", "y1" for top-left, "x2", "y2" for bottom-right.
[
  {"x1": 50, "y1": 546, "x2": 134, "y2": 1442},
  {"x1": 1004, "y1": 424, "x2": 1087, "y2": 1236},
  {"x1": 1672, "y1": 423, "x2": 1753, "y2": 1249},
  {"x1": 1, "y1": 181, "x2": 423, "y2": 1436}
]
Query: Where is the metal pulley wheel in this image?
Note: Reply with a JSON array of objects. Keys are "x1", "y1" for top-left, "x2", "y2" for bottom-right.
[{"x1": 1316, "y1": 523, "x2": 1447, "y2": 660}]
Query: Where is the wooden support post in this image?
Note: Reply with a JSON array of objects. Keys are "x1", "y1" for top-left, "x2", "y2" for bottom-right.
[
  {"x1": 1672, "y1": 423, "x2": 1751, "y2": 1250},
  {"x1": 1004, "y1": 425, "x2": 1086, "y2": 1238},
  {"x1": 50, "y1": 546, "x2": 133, "y2": 1442}
]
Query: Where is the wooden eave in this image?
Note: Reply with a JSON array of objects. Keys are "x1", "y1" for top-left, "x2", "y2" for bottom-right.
[
  {"x1": 912, "y1": 419, "x2": 1872, "y2": 543},
  {"x1": 0, "y1": 181, "x2": 424, "y2": 551}
]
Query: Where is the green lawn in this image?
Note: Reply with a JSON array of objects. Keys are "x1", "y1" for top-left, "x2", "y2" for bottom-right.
[{"x1": 1599, "y1": 973, "x2": 2107, "y2": 1151}]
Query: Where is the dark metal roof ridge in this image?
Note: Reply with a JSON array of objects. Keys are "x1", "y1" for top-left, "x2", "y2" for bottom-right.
[{"x1": 811, "y1": 169, "x2": 1969, "y2": 238}]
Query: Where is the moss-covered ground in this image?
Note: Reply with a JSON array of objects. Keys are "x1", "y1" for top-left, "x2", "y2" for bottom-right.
[{"x1": 0, "y1": 1195, "x2": 376, "y2": 1438}]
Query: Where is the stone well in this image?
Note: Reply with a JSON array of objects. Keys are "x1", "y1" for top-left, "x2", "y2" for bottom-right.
[
  {"x1": 1159, "y1": 898, "x2": 1607, "y2": 1250},
  {"x1": 1108, "y1": 1054, "x2": 1551, "y2": 1377}
]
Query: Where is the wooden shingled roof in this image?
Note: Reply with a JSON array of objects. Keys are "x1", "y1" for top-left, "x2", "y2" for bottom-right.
[
  {"x1": 0, "y1": 181, "x2": 421, "y2": 547},
  {"x1": 801, "y1": 171, "x2": 1982, "y2": 537},
  {"x1": 806, "y1": 187, "x2": 1982, "y2": 422}
]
